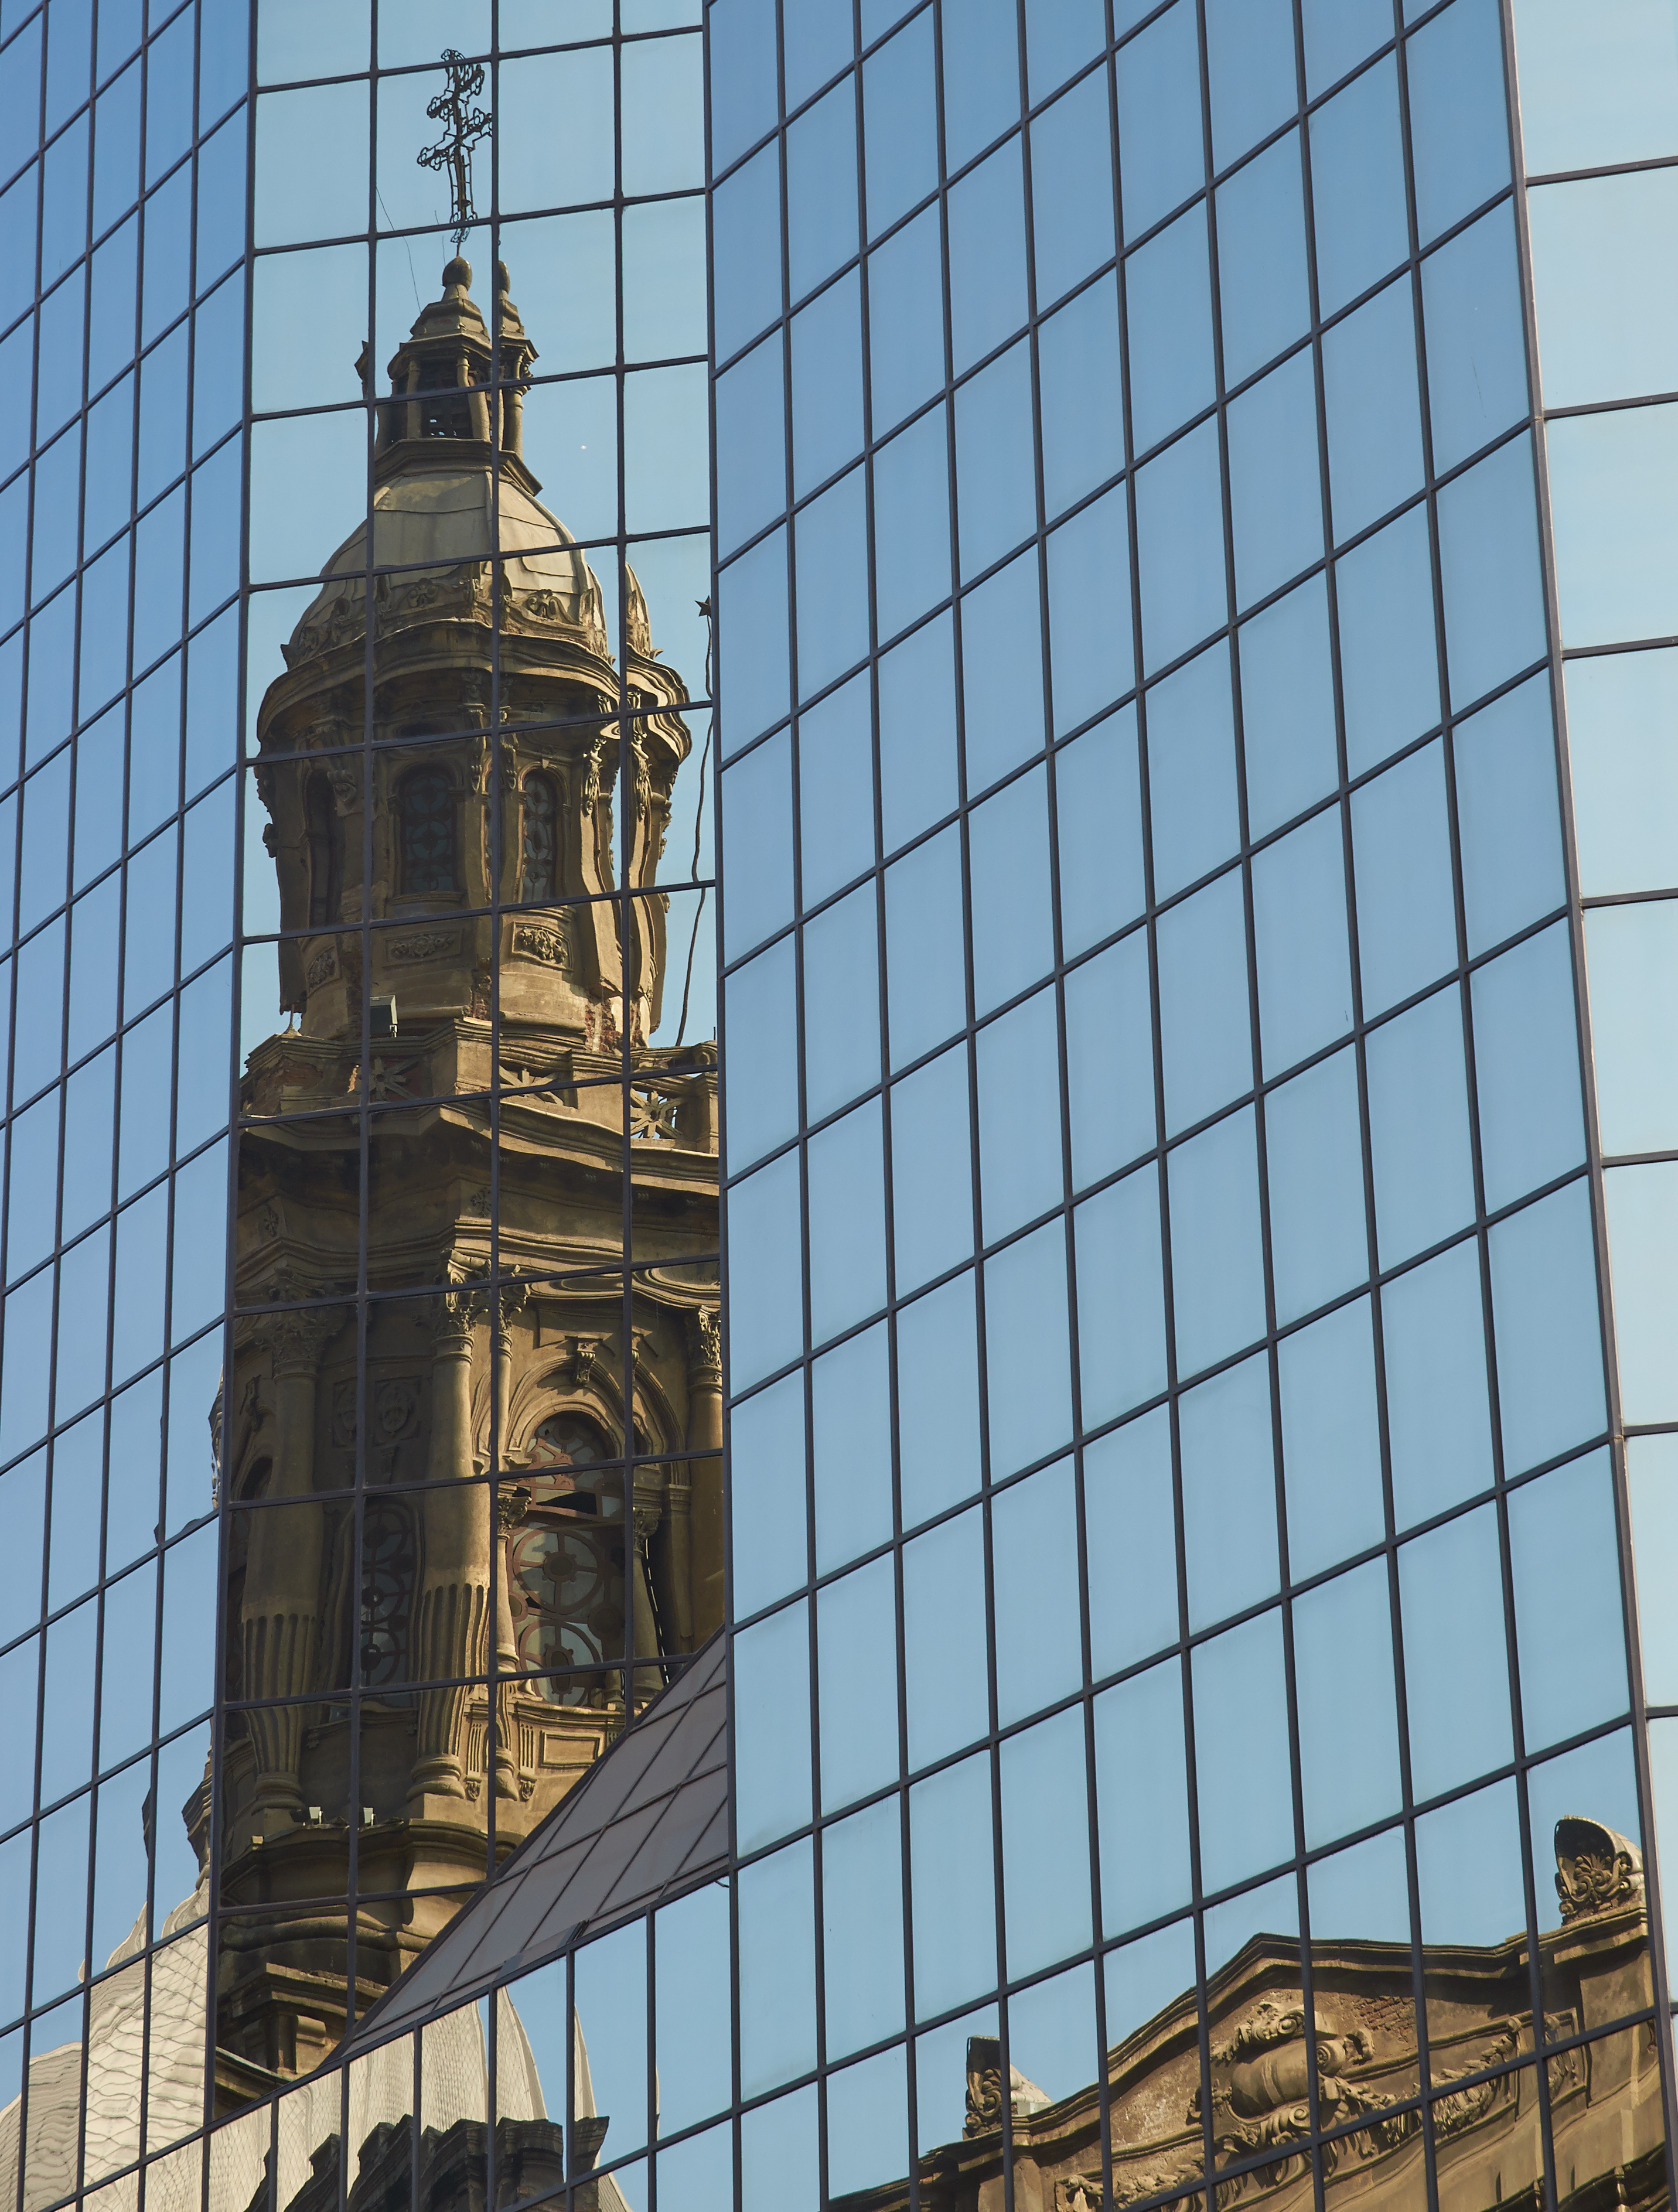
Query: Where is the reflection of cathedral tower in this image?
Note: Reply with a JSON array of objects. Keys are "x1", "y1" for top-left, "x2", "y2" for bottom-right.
[{"x1": 212, "y1": 258, "x2": 721, "y2": 2110}]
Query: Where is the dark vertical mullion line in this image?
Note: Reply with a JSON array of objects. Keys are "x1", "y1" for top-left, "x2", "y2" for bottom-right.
[
  {"x1": 1287, "y1": 0, "x2": 1438, "y2": 2178},
  {"x1": 849, "y1": 6, "x2": 920, "y2": 2180},
  {"x1": 1101, "y1": 22, "x2": 1215, "y2": 2210},
  {"x1": 2, "y1": 37, "x2": 53, "y2": 2146},
  {"x1": 925, "y1": 3, "x2": 1014, "y2": 2197},
  {"x1": 612, "y1": 0, "x2": 638, "y2": 1747},
  {"x1": 63, "y1": 4, "x2": 105, "y2": 2189},
  {"x1": 1497, "y1": 0, "x2": 1678, "y2": 2153},
  {"x1": 1192, "y1": 2, "x2": 1325, "y2": 2191},
  {"x1": 1390, "y1": 8, "x2": 1561, "y2": 2186},
  {"x1": 1024, "y1": 0, "x2": 1115, "y2": 2187},
  {"x1": 204, "y1": 4, "x2": 257, "y2": 2147},
  {"x1": 344, "y1": 0, "x2": 381, "y2": 2055}
]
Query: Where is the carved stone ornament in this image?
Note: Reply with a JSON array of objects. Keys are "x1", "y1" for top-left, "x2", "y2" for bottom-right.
[
  {"x1": 963, "y1": 2039, "x2": 1049, "y2": 2141},
  {"x1": 306, "y1": 947, "x2": 339, "y2": 988},
  {"x1": 692, "y1": 1304, "x2": 721, "y2": 1380},
  {"x1": 511, "y1": 919, "x2": 572, "y2": 971},
  {"x1": 1555, "y1": 1815, "x2": 1644, "y2": 1921},
  {"x1": 388, "y1": 930, "x2": 461, "y2": 964},
  {"x1": 496, "y1": 1484, "x2": 532, "y2": 1535}
]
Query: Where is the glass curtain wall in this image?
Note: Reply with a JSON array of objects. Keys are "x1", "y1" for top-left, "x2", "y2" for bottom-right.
[
  {"x1": 0, "y1": 0, "x2": 718, "y2": 2207},
  {"x1": 0, "y1": 0, "x2": 247, "y2": 2204},
  {"x1": 1509, "y1": 0, "x2": 1678, "y2": 2030},
  {"x1": 712, "y1": 0, "x2": 1662, "y2": 2206}
]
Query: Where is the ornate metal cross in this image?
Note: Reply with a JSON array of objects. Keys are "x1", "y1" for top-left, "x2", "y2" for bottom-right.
[{"x1": 417, "y1": 49, "x2": 492, "y2": 250}]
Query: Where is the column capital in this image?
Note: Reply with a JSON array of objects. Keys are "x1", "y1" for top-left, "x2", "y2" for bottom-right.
[{"x1": 688, "y1": 1303, "x2": 721, "y2": 1384}]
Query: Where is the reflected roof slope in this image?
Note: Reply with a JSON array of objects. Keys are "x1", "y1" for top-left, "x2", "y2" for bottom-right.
[{"x1": 339, "y1": 1633, "x2": 728, "y2": 2053}]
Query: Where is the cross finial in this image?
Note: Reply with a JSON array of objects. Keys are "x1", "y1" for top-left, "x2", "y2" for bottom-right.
[{"x1": 417, "y1": 49, "x2": 492, "y2": 251}]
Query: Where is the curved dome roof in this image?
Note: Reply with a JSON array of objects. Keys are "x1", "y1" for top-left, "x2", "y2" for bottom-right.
[{"x1": 322, "y1": 463, "x2": 595, "y2": 596}]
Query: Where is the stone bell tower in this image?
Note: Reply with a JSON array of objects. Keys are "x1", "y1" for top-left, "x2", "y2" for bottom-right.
[{"x1": 208, "y1": 258, "x2": 721, "y2": 2110}]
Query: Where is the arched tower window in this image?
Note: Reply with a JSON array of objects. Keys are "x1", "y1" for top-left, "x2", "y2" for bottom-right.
[
  {"x1": 398, "y1": 766, "x2": 456, "y2": 894},
  {"x1": 305, "y1": 774, "x2": 343, "y2": 929},
  {"x1": 520, "y1": 770, "x2": 558, "y2": 902},
  {"x1": 507, "y1": 1412, "x2": 632, "y2": 1702}
]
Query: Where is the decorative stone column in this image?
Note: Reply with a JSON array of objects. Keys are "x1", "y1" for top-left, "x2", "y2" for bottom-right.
[
  {"x1": 685, "y1": 1305, "x2": 724, "y2": 1644},
  {"x1": 241, "y1": 1303, "x2": 340, "y2": 1822},
  {"x1": 490, "y1": 1485, "x2": 531, "y2": 1800},
  {"x1": 409, "y1": 1272, "x2": 490, "y2": 1805}
]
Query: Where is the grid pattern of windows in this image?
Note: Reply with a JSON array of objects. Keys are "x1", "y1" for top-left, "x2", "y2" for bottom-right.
[
  {"x1": 0, "y1": 0, "x2": 248, "y2": 2197},
  {"x1": 711, "y1": 0, "x2": 1666, "y2": 2204}
]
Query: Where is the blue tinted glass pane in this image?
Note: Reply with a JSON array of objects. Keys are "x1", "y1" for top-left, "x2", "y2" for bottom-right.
[
  {"x1": 1240, "y1": 574, "x2": 1338, "y2": 838},
  {"x1": 1527, "y1": 170, "x2": 1678, "y2": 412},
  {"x1": 719, "y1": 528, "x2": 790, "y2": 752},
  {"x1": 1096, "y1": 1661, "x2": 1192, "y2": 1931},
  {"x1": 717, "y1": 336, "x2": 785, "y2": 554},
  {"x1": 734, "y1": 1602, "x2": 811, "y2": 1836},
  {"x1": 1383, "y1": 1237, "x2": 1493, "y2": 1526},
  {"x1": 817, "y1": 1559, "x2": 898, "y2": 1807},
  {"x1": 892, "y1": 1044, "x2": 975, "y2": 1292},
  {"x1": 1206, "y1": 0, "x2": 1297, "y2": 172},
  {"x1": 785, "y1": 0, "x2": 853, "y2": 109},
  {"x1": 879, "y1": 612, "x2": 957, "y2": 852},
  {"x1": 714, "y1": 144, "x2": 782, "y2": 363},
  {"x1": 725, "y1": 941, "x2": 798, "y2": 1170},
  {"x1": 729, "y1": 1153, "x2": 805, "y2": 1388},
  {"x1": 1086, "y1": 1416, "x2": 1177, "y2": 1680},
  {"x1": 872, "y1": 406, "x2": 951, "y2": 637},
  {"x1": 710, "y1": 0, "x2": 778, "y2": 170},
  {"x1": 903, "y1": 1513, "x2": 989, "y2": 1761},
  {"x1": 1350, "y1": 740, "x2": 1458, "y2": 1016},
  {"x1": 1066, "y1": 934, "x2": 1154, "y2": 1189},
  {"x1": 1039, "y1": 275, "x2": 1123, "y2": 520},
  {"x1": 1438, "y1": 433, "x2": 1547, "y2": 710},
  {"x1": 1607, "y1": 1161, "x2": 1678, "y2": 1424},
  {"x1": 885, "y1": 824, "x2": 966, "y2": 1066},
  {"x1": 1421, "y1": 204, "x2": 1529, "y2": 476},
  {"x1": 787, "y1": 84, "x2": 860, "y2": 302},
  {"x1": 1406, "y1": 0, "x2": 1510, "y2": 247},
  {"x1": 1146, "y1": 644, "x2": 1239, "y2": 899},
  {"x1": 1169, "y1": 1107, "x2": 1267, "y2": 1374},
  {"x1": 980, "y1": 994, "x2": 1065, "y2": 1241},
  {"x1": 1181, "y1": 1352, "x2": 1279, "y2": 1630},
  {"x1": 41, "y1": 111, "x2": 89, "y2": 287},
  {"x1": 1126, "y1": 204, "x2": 1214, "y2": 455},
  {"x1": 721, "y1": 732, "x2": 794, "y2": 958},
  {"x1": 1453, "y1": 671, "x2": 1564, "y2": 957},
  {"x1": 994, "y1": 1462, "x2": 1083, "y2": 1725},
  {"x1": 969, "y1": 766, "x2": 1054, "y2": 1012},
  {"x1": 1046, "y1": 486, "x2": 1133, "y2": 733},
  {"x1": 1400, "y1": 1505, "x2": 1513, "y2": 1798},
  {"x1": 948, "y1": 139, "x2": 1028, "y2": 374},
  {"x1": 1323, "y1": 276, "x2": 1423, "y2": 546},
  {"x1": 803, "y1": 885, "x2": 881, "y2": 1122},
  {"x1": 1295, "y1": 1559, "x2": 1402, "y2": 1845},
  {"x1": 1366, "y1": 985, "x2": 1476, "y2": 1268},
  {"x1": 1566, "y1": 647, "x2": 1678, "y2": 898},
  {"x1": 1586, "y1": 902, "x2": 1678, "y2": 1156},
  {"x1": 793, "y1": 271, "x2": 864, "y2": 499},
  {"x1": 864, "y1": 12, "x2": 937, "y2": 237},
  {"x1": 1491, "y1": 1182, "x2": 1606, "y2": 1473},
  {"x1": 942, "y1": 0, "x2": 1020, "y2": 171},
  {"x1": 1309, "y1": 56, "x2": 1408, "y2": 318},
  {"x1": 867, "y1": 206, "x2": 944, "y2": 435},
  {"x1": 898, "y1": 1272, "x2": 983, "y2": 1524},
  {"x1": 1116, "y1": 1, "x2": 1204, "y2": 242},
  {"x1": 1302, "y1": 0, "x2": 1392, "y2": 93},
  {"x1": 1252, "y1": 809, "x2": 1353, "y2": 1076},
  {"x1": 961, "y1": 549, "x2": 1045, "y2": 788},
  {"x1": 1215, "y1": 131, "x2": 1311, "y2": 386},
  {"x1": 1509, "y1": 1453, "x2": 1629, "y2": 1749},
  {"x1": 984, "y1": 1220, "x2": 1073, "y2": 1474},
  {"x1": 1265, "y1": 1046, "x2": 1367, "y2": 1323},
  {"x1": 1227, "y1": 350, "x2": 1323, "y2": 610},
  {"x1": 807, "y1": 1100, "x2": 887, "y2": 1343},
  {"x1": 1547, "y1": 403, "x2": 1678, "y2": 651},
  {"x1": 1471, "y1": 924, "x2": 1583, "y2": 1214},
  {"x1": 955, "y1": 339, "x2": 1036, "y2": 576},
  {"x1": 1056, "y1": 703, "x2": 1145, "y2": 954},
  {"x1": 1157, "y1": 871, "x2": 1250, "y2": 1134},
  {"x1": 1135, "y1": 420, "x2": 1225, "y2": 671},
  {"x1": 799, "y1": 671, "x2": 875, "y2": 904},
  {"x1": 1335, "y1": 505, "x2": 1440, "y2": 776},
  {"x1": 144, "y1": 10, "x2": 193, "y2": 186},
  {"x1": 1279, "y1": 1297, "x2": 1384, "y2": 1579},
  {"x1": 1192, "y1": 1611, "x2": 1294, "y2": 1889},
  {"x1": 91, "y1": 59, "x2": 139, "y2": 236},
  {"x1": 1510, "y1": 0, "x2": 1678, "y2": 174},
  {"x1": 1025, "y1": 0, "x2": 1104, "y2": 104},
  {"x1": 1030, "y1": 71, "x2": 1116, "y2": 309}
]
